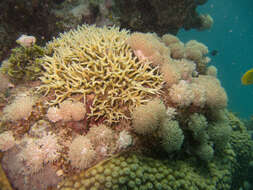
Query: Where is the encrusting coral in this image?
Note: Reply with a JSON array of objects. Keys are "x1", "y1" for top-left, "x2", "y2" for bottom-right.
[{"x1": 56, "y1": 152, "x2": 233, "y2": 190}]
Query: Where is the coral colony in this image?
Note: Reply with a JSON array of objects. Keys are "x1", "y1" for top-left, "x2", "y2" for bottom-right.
[{"x1": 0, "y1": 25, "x2": 251, "y2": 190}]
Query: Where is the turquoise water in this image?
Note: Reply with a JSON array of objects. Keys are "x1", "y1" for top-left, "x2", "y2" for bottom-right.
[{"x1": 178, "y1": 1, "x2": 253, "y2": 119}]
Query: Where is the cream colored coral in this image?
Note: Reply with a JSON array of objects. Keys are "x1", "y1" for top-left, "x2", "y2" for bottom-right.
[
  {"x1": 193, "y1": 75, "x2": 227, "y2": 109},
  {"x1": 38, "y1": 25, "x2": 163, "y2": 123},
  {"x1": 86, "y1": 124, "x2": 114, "y2": 146},
  {"x1": 68, "y1": 135, "x2": 96, "y2": 169},
  {"x1": 47, "y1": 107, "x2": 62, "y2": 123},
  {"x1": 206, "y1": 65, "x2": 218, "y2": 77},
  {"x1": 0, "y1": 72, "x2": 14, "y2": 92},
  {"x1": 3, "y1": 94, "x2": 35, "y2": 121},
  {"x1": 132, "y1": 98, "x2": 166, "y2": 135},
  {"x1": 169, "y1": 42, "x2": 185, "y2": 59},
  {"x1": 191, "y1": 82, "x2": 206, "y2": 108},
  {"x1": 59, "y1": 100, "x2": 86, "y2": 122},
  {"x1": 169, "y1": 80, "x2": 195, "y2": 107},
  {"x1": 160, "y1": 63, "x2": 181, "y2": 87},
  {"x1": 127, "y1": 32, "x2": 170, "y2": 66},
  {"x1": 173, "y1": 59, "x2": 196, "y2": 81},
  {"x1": 117, "y1": 130, "x2": 133, "y2": 149},
  {"x1": 161, "y1": 34, "x2": 185, "y2": 59},
  {"x1": 47, "y1": 100, "x2": 86, "y2": 122},
  {"x1": 185, "y1": 40, "x2": 208, "y2": 62},
  {"x1": 161, "y1": 34, "x2": 180, "y2": 46}
]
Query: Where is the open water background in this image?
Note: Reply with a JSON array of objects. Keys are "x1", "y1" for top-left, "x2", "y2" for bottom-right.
[{"x1": 178, "y1": 0, "x2": 253, "y2": 119}]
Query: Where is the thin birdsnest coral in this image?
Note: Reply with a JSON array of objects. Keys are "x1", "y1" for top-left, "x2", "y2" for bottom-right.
[{"x1": 38, "y1": 25, "x2": 163, "y2": 123}]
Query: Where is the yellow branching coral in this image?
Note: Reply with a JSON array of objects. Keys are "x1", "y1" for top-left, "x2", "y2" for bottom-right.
[{"x1": 38, "y1": 25, "x2": 163, "y2": 123}]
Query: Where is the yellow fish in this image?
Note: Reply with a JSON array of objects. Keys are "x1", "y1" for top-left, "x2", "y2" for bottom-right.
[{"x1": 241, "y1": 68, "x2": 253, "y2": 85}]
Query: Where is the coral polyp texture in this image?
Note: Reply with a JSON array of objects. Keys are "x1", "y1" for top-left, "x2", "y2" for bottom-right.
[
  {"x1": 38, "y1": 25, "x2": 163, "y2": 123},
  {"x1": 0, "y1": 25, "x2": 252, "y2": 190},
  {"x1": 56, "y1": 153, "x2": 232, "y2": 190}
]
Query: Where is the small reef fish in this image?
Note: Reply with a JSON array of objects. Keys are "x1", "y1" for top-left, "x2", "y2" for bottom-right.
[
  {"x1": 241, "y1": 68, "x2": 253, "y2": 85},
  {"x1": 210, "y1": 50, "x2": 218, "y2": 56}
]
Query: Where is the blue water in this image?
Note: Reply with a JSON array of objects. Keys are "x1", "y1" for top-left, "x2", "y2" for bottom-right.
[{"x1": 178, "y1": 0, "x2": 253, "y2": 119}]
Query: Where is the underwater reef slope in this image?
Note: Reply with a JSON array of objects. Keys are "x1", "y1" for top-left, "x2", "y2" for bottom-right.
[
  {"x1": 114, "y1": 0, "x2": 213, "y2": 35},
  {"x1": 0, "y1": 25, "x2": 252, "y2": 190},
  {"x1": 0, "y1": 0, "x2": 212, "y2": 62}
]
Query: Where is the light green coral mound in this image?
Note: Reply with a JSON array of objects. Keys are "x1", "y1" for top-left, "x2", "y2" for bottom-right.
[
  {"x1": 0, "y1": 45, "x2": 45, "y2": 83},
  {"x1": 57, "y1": 153, "x2": 232, "y2": 190}
]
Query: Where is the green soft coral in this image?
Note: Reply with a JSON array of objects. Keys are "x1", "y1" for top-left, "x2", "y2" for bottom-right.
[{"x1": 1, "y1": 45, "x2": 46, "y2": 83}]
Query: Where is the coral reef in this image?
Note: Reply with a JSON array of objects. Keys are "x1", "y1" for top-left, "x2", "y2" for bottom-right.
[
  {"x1": 0, "y1": 131, "x2": 16, "y2": 152},
  {"x1": 38, "y1": 25, "x2": 163, "y2": 123},
  {"x1": 226, "y1": 112, "x2": 253, "y2": 189},
  {"x1": 0, "y1": 25, "x2": 252, "y2": 190},
  {"x1": 0, "y1": 0, "x2": 63, "y2": 62}
]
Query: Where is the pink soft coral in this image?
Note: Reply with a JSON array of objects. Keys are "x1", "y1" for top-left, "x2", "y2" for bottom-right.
[
  {"x1": 47, "y1": 100, "x2": 86, "y2": 122},
  {"x1": 18, "y1": 140, "x2": 45, "y2": 174},
  {"x1": 86, "y1": 124, "x2": 115, "y2": 146},
  {"x1": 68, "y1": 135, "x2": 96, "y2": 169},
  {"x1": 18, "y1": 133, "x2": 62, "y2": 175},
  {"x1": 3, "y1": 94, "x2": 35, "y2": 121}
]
